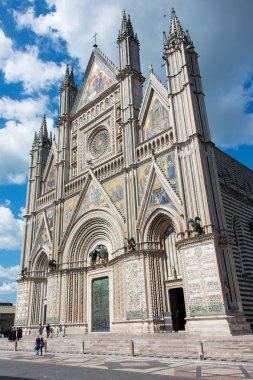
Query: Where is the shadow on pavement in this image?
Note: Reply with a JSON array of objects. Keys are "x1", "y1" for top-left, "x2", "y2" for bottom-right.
[{"x1": 0, "y1": 377, "x2": 37, "y2": 380}]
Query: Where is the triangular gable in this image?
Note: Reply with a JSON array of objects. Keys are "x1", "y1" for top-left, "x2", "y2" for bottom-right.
[
  {"x1": 137, "y1": 160, "x2": 182, "y2": 228},
  {"x1": 77, "y1": 180, "x2": 109, "y2": 219},
  {"x1": 31, "y1": 211, "x2": 52, "y2": 260},
  {"x1": 73, "y1": 49, "x2": 117, "y2": 114},
  {"x1": 43, "y1": 149, "x2": 57, "y2": 193},
  {"x1": 139, "y1": 72, "x2": 170, "y2": 141},
  {"x1": 59, "y1": 169, "x2": 124, "y2": 251}
]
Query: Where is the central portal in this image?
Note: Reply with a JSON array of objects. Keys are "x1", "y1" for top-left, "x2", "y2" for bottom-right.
[{"x1": 92, "y1": 277, "x2": 110, "y2": 332}]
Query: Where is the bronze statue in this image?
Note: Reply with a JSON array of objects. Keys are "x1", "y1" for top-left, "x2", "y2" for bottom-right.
[
  {"x1": 48, "y1": 259, "x2": 57, "y2": 271},
  {"x1": 89, "y1": 245, "x2": 108, "y2": 264}
]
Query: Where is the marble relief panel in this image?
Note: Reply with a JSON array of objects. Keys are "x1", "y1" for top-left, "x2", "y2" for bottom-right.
[
  {"x1": 15, "y1": 282, "x2": 29, "y2": 326},
  {"x1": 46, "y1": 275, "x2": 60, "y2": 324},
  {"x1": 181, "y1": 243, "x2": 224, "y2": 316},
  {"x1": 126, "y1": 259, "x2": 147, "y2": 320}
]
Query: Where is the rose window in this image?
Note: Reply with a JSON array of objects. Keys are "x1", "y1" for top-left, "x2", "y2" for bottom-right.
[{"x1": 90, "y1": 129, "x2": 110, "y2": 157}]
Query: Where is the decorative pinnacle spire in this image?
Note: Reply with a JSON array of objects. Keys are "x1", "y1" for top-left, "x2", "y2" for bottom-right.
[
  {"x1": 64, "y1": 64, "x2": 70, "y2": 85},
  {"x1": 121, "y1": 10, "x2": 127, "y2": 34},
  {"x1": 170, "y1": 8, "x2": 183, "y2": 37},
  {"x1": 36, "y1": 114, "x2": 51, "y2": 147},
  {"x1": 118, "y1": 10, "x2": 136, "y2": 40},
  {"x1": 70, "y1": 66, "x2": 77, "y2": 88}
]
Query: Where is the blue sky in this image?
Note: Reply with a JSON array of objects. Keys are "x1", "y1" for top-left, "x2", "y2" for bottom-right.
[{"x1": 0, "y1": 0, "x2": 252, "y2": 303}]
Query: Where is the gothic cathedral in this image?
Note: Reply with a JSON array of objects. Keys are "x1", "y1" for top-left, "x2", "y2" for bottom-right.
[{"x1": 15, "y1": 10, "x2": 253, "y2": 335}]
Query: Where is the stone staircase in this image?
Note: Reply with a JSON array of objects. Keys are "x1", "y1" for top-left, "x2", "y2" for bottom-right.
[{"x1": 1, "y1": 333, "x2": 253, "y2": 362}]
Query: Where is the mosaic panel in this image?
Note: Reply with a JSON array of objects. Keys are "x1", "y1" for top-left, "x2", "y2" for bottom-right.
[
  {"x1": 46, "y1": 207, "x2": 54, "y2": 232},
  {"x1": 103, "y1": 176, "x2": 124, "y2": 216},
  {"x1": 35, "y1": 212, "x2": 43, "y2": 233},
  {"x1": 157, "y1": 151, "x2": 178, "y2": 191},
  {"x1": 45, "y1": 162, "x2": 56, "y2": 193},
  {"x1": 63, "y1": 195, "x2": 79, "y2": 231},
  {"x1": 78, "y1": 60, "x2": 114, "y2": 110},
  {"x1": 77, "y1": 182, "x2": 108, "y2": 219},
  {"x1": 143, "y1": 93, "x2": 169, "y2": 140},
  {"x1": 137, "y1": 163, "x2": 152, "y2": 203}
]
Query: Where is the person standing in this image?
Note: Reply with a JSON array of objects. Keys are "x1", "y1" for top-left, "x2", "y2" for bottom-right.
[
  {"x1": 35, "y1": 336, "x2": 40, "y2": 357},
  {"x1": 40, "y1": 336, "x2": 44, "y2": 356},
  {"x1": 46, "y1": 324, "x2": 50, "y2": 339},
  {"x1": 38, "y1": 324, "x2": 43, "y2": 335}
]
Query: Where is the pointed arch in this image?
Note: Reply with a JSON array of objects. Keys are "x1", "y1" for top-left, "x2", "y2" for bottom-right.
[
  {"x1": 62, "y1": 208, "x2": 125, "y2": 266},
  {"x1": 141, "y1": 207, "x2": 183, "y2": 242}
]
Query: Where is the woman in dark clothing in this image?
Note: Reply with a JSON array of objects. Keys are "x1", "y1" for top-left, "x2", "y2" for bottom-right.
[
  {"x1": 40, "y1": 336, "x2": 44, "y2": 356},
  {"x1": 35, "y1": 336, "x2": 40, "y2": 356}
]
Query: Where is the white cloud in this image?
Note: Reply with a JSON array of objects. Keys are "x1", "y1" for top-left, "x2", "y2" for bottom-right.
[
  {"x1": 14, "y1": 1, "x2": 121, "y2": 68},
  {"x1": 0, "y1": 206, "x2": 24, "y2": 250},
  {"x1": 18, "y1": 207, "x2": 26, "y2": 219},
  {"x1": 0, "y1": 282, "x2": 17, "y2": 294},
  {"x1": 0, "y1": 95, "x2": 55, "y2": 184},
  {"x1": 14, "y1": 0, "x2": 253, "y2": 148},
  {"x1": 0, "y1": 28, "x2": 65, "y2": 93},
  {"x1": 0, "y1": 265, "x2": 20, "y2": 281}
]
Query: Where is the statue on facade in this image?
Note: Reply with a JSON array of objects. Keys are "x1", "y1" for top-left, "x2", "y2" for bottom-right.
[
  {"x1": 21, "y1": 267, "x2": 28, "y2": 278},
  {"x1": 48, "y1": 259, "x2": 57, "y2": 271},
  {"x1": 89, "y1": 244, "x2": 108, "y2": 264},
  {"x1": 188, "y1": 217, "x2": 204, "y2": 235},
  {"x1": 127, "y1": 237, "x2": 136, "y2": 251}
]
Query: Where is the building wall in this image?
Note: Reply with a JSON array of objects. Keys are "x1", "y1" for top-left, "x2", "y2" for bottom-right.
[{"x1": 215, "y1": 148, "x2": 253, "y2": 329}]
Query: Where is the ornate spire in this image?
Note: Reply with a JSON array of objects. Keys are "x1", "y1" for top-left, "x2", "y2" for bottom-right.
[
  {"x1": 37, "y1": 115, "x2": 51, "y2": 146},
  {"x1": 120, "y1": 10, "x2": 128, "y2": 35},
  {"x1": 70, "y1": 66, "x2": 77, "y2": 89},
  {"x1": 127, "y1": 14, "x2": 134, "y2": 37},
  {"x1": 118, "y1": 10, "x2": 136, "y2": 40},
  {"x1": 63, "y1": 64, "x2": 70, "y2": 85},
  {"x1": 170, "y1": 8, "x2": 183, "y2": 37}
]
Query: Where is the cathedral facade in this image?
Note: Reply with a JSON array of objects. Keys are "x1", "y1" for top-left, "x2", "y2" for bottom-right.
[{"x1": 15, "y1": 10, "x2": 253, "y2": 335}]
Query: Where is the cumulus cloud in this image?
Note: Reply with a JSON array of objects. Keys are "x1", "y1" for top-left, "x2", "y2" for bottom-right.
[
  {"x1": 0, "y1": 28, "x2": 65, "y2": 93},
  {"x1": 14, "y1": 0, "x2": 253, "y2": 148},
  {"x1": 0, "y1": 282, "x2": 17, "y2": 294},
  {"x1": 14, "y1": 0, "x2": 121, "y2": 68},
  {"x1": 0, "y1": 265, "x2": 20, "y2": 281},
  {"x1": 0, "y1": 95, "x2": 55, "y2": 184},
  {"x1": 0, "y1": 205, "x2": 24, "y2": 250}
]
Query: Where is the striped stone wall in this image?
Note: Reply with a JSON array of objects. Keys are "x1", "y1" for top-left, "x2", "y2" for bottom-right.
[{"x1": 215, "y1": 148, "x2": 253, "y2": 330}]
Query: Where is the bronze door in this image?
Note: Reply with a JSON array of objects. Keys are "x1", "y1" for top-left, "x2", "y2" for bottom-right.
[{"x1": 92, "y1": 277, "x2": 110, "y2": 332}]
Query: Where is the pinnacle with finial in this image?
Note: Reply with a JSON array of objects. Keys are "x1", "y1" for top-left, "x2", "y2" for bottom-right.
[
  {"x1": 64, "y1": 64, "x2": 70, "y2": 85},
  {"x1": 169, "y1": 8, "x2": 183, "y2": 37}
]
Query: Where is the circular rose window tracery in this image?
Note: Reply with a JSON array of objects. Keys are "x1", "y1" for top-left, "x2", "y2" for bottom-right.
[{"x1": 89, "y1": 129, "x2": 110, "y2": 158}]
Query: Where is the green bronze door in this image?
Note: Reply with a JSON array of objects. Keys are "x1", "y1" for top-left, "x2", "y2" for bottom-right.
[{"x1": 92, "y1": 277, "x2": 110, "y2": 332}]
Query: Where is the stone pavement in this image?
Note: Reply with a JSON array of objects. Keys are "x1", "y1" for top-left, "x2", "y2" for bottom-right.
[{"x1": 0, "y1": 351, "x2": 253, "y2": 379}]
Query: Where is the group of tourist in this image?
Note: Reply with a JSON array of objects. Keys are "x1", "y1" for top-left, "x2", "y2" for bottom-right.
[
  {"x1": 35, "y1": 323, "x2": 65, "y2": 356},
  {"x1": 8, "y1": 327, "x2": 23, "y2": 341}
]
